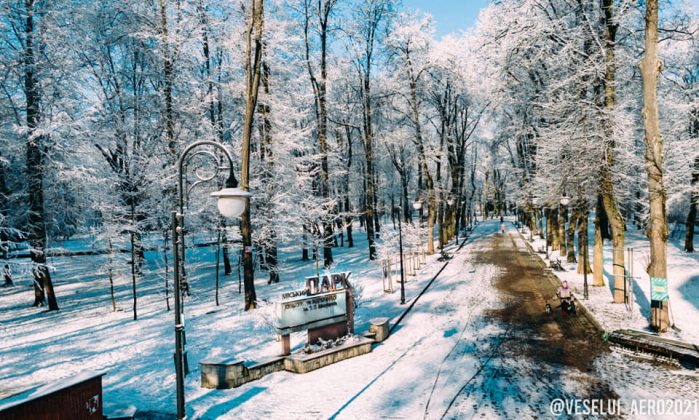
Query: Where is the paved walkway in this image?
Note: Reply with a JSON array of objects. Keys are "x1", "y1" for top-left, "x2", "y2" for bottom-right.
[{"x1": 445, "y1": 224, "x2": 699, "y2": 419}]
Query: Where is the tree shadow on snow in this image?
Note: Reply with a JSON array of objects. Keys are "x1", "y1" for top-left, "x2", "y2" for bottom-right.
[
  {"x1": 631, "y1": 276, "x2": 651, "y2": 320},
  {"x1": 678, "y1": 275, "x2": 699, "y2": 313},
  {"x1": 196, "y1": 386, "x2": 267, "y2": 419}
]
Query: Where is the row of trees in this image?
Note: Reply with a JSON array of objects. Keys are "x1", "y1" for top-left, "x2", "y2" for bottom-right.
[
  {"x1": 482, "y1": 0, "x2": 698, "y2": 331},
  {"x1": 0, "y1": 0, "x2": 489, "y2": 314},
  {"x1": 3, "y1": 0, "x2": 694, "y2": 328}
]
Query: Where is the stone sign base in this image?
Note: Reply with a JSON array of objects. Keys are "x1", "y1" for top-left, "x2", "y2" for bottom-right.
[
  {"x1": 284, "y1": 336, "x2": 373, "y2": 374},
  {"x1": 308, "y1": 321, "x2": 348, "y2": 345},
  {"x1": 200, "y1": 337, "x2": 375, "y2": 389}
]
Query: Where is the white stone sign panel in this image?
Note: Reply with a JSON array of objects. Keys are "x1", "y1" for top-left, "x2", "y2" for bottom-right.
[{"x1": 274, "y1": 290, "x2": 347, "y2": 335}]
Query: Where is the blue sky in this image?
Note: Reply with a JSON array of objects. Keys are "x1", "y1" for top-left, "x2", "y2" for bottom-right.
[
  {"x1": 402, "y1": 0, "x2": 490, "y2": 38},
  {"x1": 403, "y1": 0, "x2": 699, "y2": 39}
]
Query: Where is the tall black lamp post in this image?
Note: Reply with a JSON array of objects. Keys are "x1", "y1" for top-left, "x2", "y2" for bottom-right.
[
  {"x1": 583, "y1": 230, "x2": 589, "y2": 300},
  {"x1": 173, "y1": 140, "x2": 251, "y2": 420},
  {"x1": 395, "y1": 206, "x2": 406, "y2": 305},
  {"x1": 544, "y1": 205, "x2": 550, "y2": 260}
]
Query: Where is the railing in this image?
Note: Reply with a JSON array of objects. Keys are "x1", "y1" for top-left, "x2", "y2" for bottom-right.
[
  {"x1": 624, "y1": 247, "x2": 636, "y2": 317},
  {"x1": 380, "y1": 246, "x2": 426, "y2": 293}
]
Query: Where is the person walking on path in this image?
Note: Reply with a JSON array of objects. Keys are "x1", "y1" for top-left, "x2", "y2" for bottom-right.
[
  {"x1": 501, "y1": 222, "x2": 506, "y2": 235},
  {"x1": 3, "y1": 263, "x2": 12, "y2": 286}
]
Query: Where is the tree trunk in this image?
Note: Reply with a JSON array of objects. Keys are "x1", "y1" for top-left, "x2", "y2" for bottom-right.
[
  {"x1": 304, "y1": 0, "x2": 335, "y2": 268},
  {"x1": 559, "y1": 207, "x2": 567, "y2": 256},
  {"x1": 163, "y1": 232, "x2": 170, "y2": 311},
  {"x1": 365, "y1": 146, "x2": 377, "y2": 259},
  {"x1": 481, "y1": 171, "x2": 490, "y2": 220},
  {"x1": 130, "y1": 232, "x2": 137, "y2": 320},
  {"x1": 257, "y1": 57, "x2": 280, "y2": 283},
  {"x1": 159, "y1": 0, "x2": 177, "y2": 158},
  {"x1": 640, "y1": 0, "x2": 669, "y2": 331},
  {"x1": 267, "y1": 240, "x2": 279, "y2": 283},
  {"x1": 200, "y1": 6, "x2": 233, "y2": 279},
  {"x1": 345, "y1": 196, "x2": 354, "y2": 248},
  {"x1": 405, "y1": 55, "x2": 436, "y2": 254},
  {"x1": 222, "y1": 233, "x2": 232, "y2": 275},
  {"x1": 685, "y1": 155, "x2": 698, "y2": 252},
  {"x1": 593, "y1": 197, "x2": 605, "y2": 287},
  {"x1": 427, "y1": 190, "x2": 436, "y2": 255},
  {"x1": 24, "y1": 0, "x2": 58, "y2": 311},
  {"x1": 577, "y1": 209, "x2": 592, "y2": 274},
  {"x1": 551, "y1": 208, "x2": 560, "y2": 252},
  {"x1": 373, "y1": 173, "x2": 381, "y2": 235},
  {"x1": 601, "y1": 0, "x2": 625, "y2": 303},
  {"x1": 437, "y1": 192, "x2": 445, "y2": 250},
  {"x1": 686, "y1": 198, "x2": 697, "y2": 253},
  {"x1": 566, "y1": 207, "x2": 577, "y2": 263},
  {"x1": 362, "y1": 80, "x2": 377, "y2": 259},
  {"x1": 601, "y1": 185, "x2": 625, "y2": 302},
  {"x1": 32, "y1": 270, "x2": 45, "y2": 306},
  {"x1": 341, "y1": 126, "x2": 354, "y2": 248},
  {"x1": 108, "y1": 244, "x2": 116, "y2": 312},
  {"x1": 546, "y1": 208, "x2": 552, "y2": 253},
  {"x1": 302, "y1": 225, "x2": 310, "y2": 260},
  {"x1": 401, "y1": 169, "x2": 410, "y2": 223},
  {"x1": 240, "y1": 0, "x2": 264, "y2": 310}
]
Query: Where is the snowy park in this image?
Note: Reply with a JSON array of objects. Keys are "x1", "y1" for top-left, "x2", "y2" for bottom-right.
[{"x1": 1, "y1": 0, "x2": 699, "y2": 419}]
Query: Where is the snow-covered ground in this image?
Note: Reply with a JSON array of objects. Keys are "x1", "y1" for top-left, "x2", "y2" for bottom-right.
[
  {"x1": 2, "y1": 219, "x2": 698, "y2": 419},
  {"x1": 0, "y1": 221, "x2": 457, "y2": 417},
  {"x1": 523, "y1": 218, "x2": 699, "y2": 344}
]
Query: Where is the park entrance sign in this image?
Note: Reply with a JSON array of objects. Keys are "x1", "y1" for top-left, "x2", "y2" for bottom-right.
[
  {"x1": 273, "y1": 272, "x2": 354, "y2": 355},
  {"x1": 274, "y1": 290, "x2": 347, "y2": 335}
]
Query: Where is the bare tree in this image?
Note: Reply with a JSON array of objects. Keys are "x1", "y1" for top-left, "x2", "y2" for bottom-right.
[
  {"x1": 24, "y1": 0, "x2": 58, "y2": 310},
  {"x1": 240, "y1": 0, "x2": 264, "y2": 310},
  {"x1": 640, "y1": 0, "x2": 669, "y2": 331},
  {"x1": 303, "y1": 0, "x2": 338, "y2": 268}
]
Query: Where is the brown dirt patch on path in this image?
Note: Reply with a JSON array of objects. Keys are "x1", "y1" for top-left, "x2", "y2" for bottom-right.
[{"x1": 476, "y1": 231, "x2": 618, "y2": 399}]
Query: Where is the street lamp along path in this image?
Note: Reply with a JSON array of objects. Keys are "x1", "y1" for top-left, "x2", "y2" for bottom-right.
[
  {"x1": 211, "y1": 187, "x2": 251, "y2": 219},
  {"x1": 173, "y1": 140, "x2": 251, "y2": 420}
]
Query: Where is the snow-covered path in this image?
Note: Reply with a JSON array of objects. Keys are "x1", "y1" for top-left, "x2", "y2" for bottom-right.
[
  {"x1": 186, "y1": 222, "x2": 502, "y2": 419},
  {"x1": 189, "y1": 221, "x2": 699, "y2": 419}
]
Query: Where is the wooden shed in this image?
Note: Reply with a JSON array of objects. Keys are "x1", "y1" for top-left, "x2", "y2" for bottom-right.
[{"x1": 0, "y1": 371, "x2": 106, "y2": 420}]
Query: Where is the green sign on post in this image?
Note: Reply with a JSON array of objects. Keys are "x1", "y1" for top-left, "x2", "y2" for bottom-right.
[{"x1": 650, "y1": 277, "x2": 668, "y2": 302}]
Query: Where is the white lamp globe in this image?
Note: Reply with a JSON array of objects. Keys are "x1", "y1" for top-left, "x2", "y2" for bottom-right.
[
  {"x1": 559, "y1": 196, "x2": 571, "y2": 207},
  {"x1": 211, "y1": 188, "x2": 251, "y2": 219},
  {"x1": 447, "y1": 198, "x2": 455, "y2": 206},
  {"x1": 413, "y1": 201, "x2": 422, "y2": 210}
]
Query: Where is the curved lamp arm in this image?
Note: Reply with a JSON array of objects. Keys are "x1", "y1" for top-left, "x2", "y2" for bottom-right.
[{"x1": 177, "y1": 140, "x2": 238, "y2": 214}]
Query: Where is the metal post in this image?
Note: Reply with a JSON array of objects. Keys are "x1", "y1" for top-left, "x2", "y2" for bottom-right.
[
  {"x1": 583, "y1": 231, "x2": 589, "y2": 300},
  {"x1": 172, "y1": 211, "x2": 185, "y2": 420},
  {"x1": 398, "y1": 209, "x2": 405, "y2": 305},
  {"x1": 171, "y1": 141, "x2": 239, "y2": 419},
  {"x1": 545, "y1": 208, "x2": 549, "y2": 260}
]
